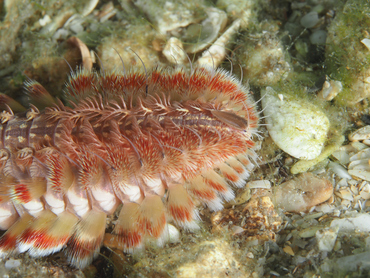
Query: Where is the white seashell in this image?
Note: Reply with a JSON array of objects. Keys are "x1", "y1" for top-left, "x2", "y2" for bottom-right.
[
  {"x1": 247, "y1": 180, "x2": 271, "y2": 189},
  {"x1": 351, "y1": 184, "x2": 359, "y2": 195},
  {"x1": 348, "y1": 169, "x2": 370, "y2": 182},
  {"x1": 262, "y1": 87, "x2": 330, "y2": 160},
  {"x1": 350, "y1": 141, "x2": 369, "y2": 151},
  {"x1": 360, "y1": 190, "x2": 370, "y2": 200},
  {"x1": 328, "y1": 162, "x2": 352, "y2": 179},
  {"x1": 184, "y1": 7, "x2": 227, "y2": 54},
  {"x1": 349, "y1": 147, "x2": 370, "y2": 161},
  {"x1": 163, "y1": 37, "x2": 187, "y2": 64},
  {"x1": 332, "y1": 149, "x2": 350, "y2": 165},
  {"x1": 359, "y1": 182, "x2": 370, "y2": 199},
  {"x1": 349, "y1": 125, "x2": 370, "y2": 141},
  {"x1": 359, "y1": 181, "x2": 368, "y2": 191},
  {"x1": 361, "y1": 38, "x2": 370, "y2": 51},
  {"x1": 348, "y1": 159, "x2": 370, "y2": 171},
  {"x1": 196, "y1": 19, "x2": 241, "y2": 68},
  {"x1": 81, "y1": 0, "x2": 99, "y2": 17},
  {"x1": 362, "y1": 139, "x2": 370, "y2": 146},
  {"x1": 231, "y1": 225, "x2": 245, "y2": 235},
  {"x1": 337, "y1": 178, "x2": 348, "y2": 187},
  {"x1": 338, "y1": 188, "x2": 353, "y2": 201},
  {"x1": 133, "y1": 1, "x2": 198, "y2": 35}
]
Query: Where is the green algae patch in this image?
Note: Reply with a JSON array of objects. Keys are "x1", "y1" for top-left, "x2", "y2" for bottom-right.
[{"x1": 325, "y1": 0, "x2": 370, "y2": 106}]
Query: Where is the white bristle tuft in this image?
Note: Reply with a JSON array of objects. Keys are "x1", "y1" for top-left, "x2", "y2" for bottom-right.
[
  {"x1": 28, "y1": 211, "x2": 78, "y2": 257},
  {"x1": 67, "y1": 209, "x2": 106, "y2": 269},
  {"x1": 166, "y1": 184, "x2": 199, "y2": 230},
  {"x1": 17, "y1": 210, "x2": 57, "y2": 253}
]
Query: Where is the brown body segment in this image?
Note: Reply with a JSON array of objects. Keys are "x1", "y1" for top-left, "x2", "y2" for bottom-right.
[
  {"x1": 0, "y1": 112, "x2": 60, "y2": 153},
  {"x1": 3, "y1": 116, "x2": 33, "y2": 152},
  {"x1": 29, "y1": 113, "x2": 59, "y2": 150}
]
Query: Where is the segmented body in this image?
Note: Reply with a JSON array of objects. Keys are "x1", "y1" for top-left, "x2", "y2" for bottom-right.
[{"x1": 0, "y1": 67, "x2": 259, "y2": 268}]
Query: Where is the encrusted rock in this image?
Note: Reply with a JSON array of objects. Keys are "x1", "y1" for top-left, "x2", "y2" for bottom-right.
[
  {"x1": 273, "y1": 173, "x2": 333, "y2": 213},
  {"x1": 262, "y1": 87, "x2": 330, "y2": 160}
]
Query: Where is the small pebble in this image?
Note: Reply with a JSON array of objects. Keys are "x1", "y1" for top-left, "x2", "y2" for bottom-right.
[
  {"x1": 310, "y1": 30, "x2": 327, "y2": 45},
  {"x1": 69, "y1": 22, "x2": 84, "y2": 34},
  {"x1": 283, "y1": 245, "x2": 294, "y2": 256},
  {"x1": 167, "y1": 224, "x2": 180, "y2": 244},
  {"x1": 316, "y1": 227, "x2": 339, "y2": 252},
  {"x1": 5, "y1": 259, "x2": 21, "y2": 269},
  {"x1": 299, "y1": 226, "x2": 322, "y2": 238},
  {"x1": 39, "y1": 15, "x2": 51, "y2": 27},
  {"x1": 300, "y1": 11, "x2": 319, "y2": 28}
]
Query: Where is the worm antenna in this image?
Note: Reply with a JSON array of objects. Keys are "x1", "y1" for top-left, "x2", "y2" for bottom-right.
[
  {"x1": 93, "y1": 51, "x2": 105, "y2": 76},
  {"x1": 113, "y1": 48, "x2": 126, "y2": 77},
  {"x1": 130, "y1": 48, "x2": 148, "y2": 96}
]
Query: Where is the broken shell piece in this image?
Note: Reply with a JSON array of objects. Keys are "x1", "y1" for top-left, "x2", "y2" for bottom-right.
[
  {"x1": 347, "y1": 148, "x2": 370, "y2": 181},
  {"x1": 81, "y1": 0, "x2": 99, "y2": 17},
  {"x1": 227, "y1": 188, "x2": 251, "y2": 206},
  {"x1": 359, "y1": 183, "x2": 370, "y2": 199},
  {"x1": 96, "y1": 2, "x2": 117, "y2": 22},
  {"x1": 291, "y1": 134, "x2": 344, "y2": 174},
  {"x1": 273, "y1": 173, "x2": 333, "y2": 213},
  {"x1": 330, "y1": 213, "x2": 370, "y2": 233},
  {"x1": 230, "y1": 225, "x2": 245, "y2": 235},
  {"x1": 197, "y1": 19, "x2": 241, "y2": 68},
  {"x1": 316, "y1": 227, "x2": 339, "y2": 252},
  {"x1": 247, "y1": 180, "x2": 271, "y2": 189},
  {"x1": 67, "y1": 37, "x2": 93, "y2": 71},
  {"x1": 317, "y1": 78, "x2": 343, "y2": 101},
  {"x1": 163, "y1": 37, "x2": 187, "y2": 64},
  {"x1": 40, "y1": 11, "x2": 74, "y2": 35},
  {"x1": 361, "y1": 38, "x2": 370, "y2": 51},
  {"x1": 337, "y1": 188, "x2": 354, "y2": 201},
  {"x1": 331, "y1": 149, "x2": 351, "y2": 165},
  {"x1": 349, "y1": 125, "x2": 370, "y2": 141},
  {"x1": 349, "y1": 147, "x2": 370, "y2": 161},
  {"x1": 328, "y1": 162, "x2": 352, "y2": 179},
  {"x1": 184, "y1": 7, "x2": 227, "y2": 54},
  {"x1": 348, "y1": 169, "x2": 370, "y2": 182}
]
